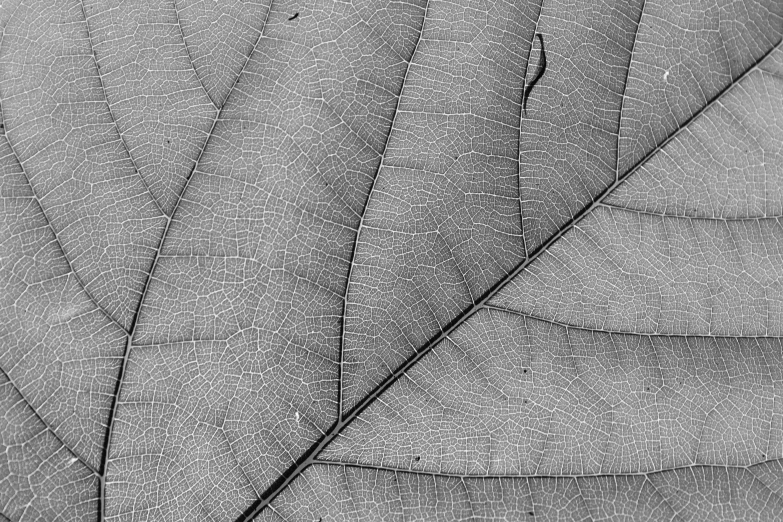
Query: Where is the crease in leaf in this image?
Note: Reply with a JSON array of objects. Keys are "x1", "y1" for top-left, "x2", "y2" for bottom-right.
[{"x1": 523, "y1": 33, "x2": 547, "y2": 115}]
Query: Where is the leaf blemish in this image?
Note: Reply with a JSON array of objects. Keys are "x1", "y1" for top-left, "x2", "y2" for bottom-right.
[
  {"x1": 523, "y1": 33, "x2": 547, "y2": 116},
  {"x1": 289, "y1": 12, "x2": 299, "y2": 21}
]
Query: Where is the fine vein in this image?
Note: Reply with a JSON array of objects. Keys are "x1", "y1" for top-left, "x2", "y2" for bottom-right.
[{"x1": 97, "y1": 5, "x2": 274, "y2": 520}]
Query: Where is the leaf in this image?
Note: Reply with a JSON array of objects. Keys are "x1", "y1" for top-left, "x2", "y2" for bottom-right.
[{"x1": 0, "y1": 0, "x2": 782, "y2": 520}]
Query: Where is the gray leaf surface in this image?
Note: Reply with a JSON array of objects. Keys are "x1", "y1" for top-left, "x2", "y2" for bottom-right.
[{"x1": 1, "y1": 0, "x2": 782, "y2": 520}]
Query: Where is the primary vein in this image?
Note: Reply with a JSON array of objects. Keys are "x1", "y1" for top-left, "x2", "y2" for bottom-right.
[{"x1": 240, "y1": 37, "x2": 782, "y2": 521}]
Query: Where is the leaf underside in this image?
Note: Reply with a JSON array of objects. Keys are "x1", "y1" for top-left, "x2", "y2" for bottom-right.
[{"x1": 1, "y1": 0, "x2": 782, "y2": 521}]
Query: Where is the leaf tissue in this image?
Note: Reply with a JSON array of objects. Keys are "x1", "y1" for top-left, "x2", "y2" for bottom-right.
[{"x1": 1, "y1": 0, "x2": 782, "y2": 520}]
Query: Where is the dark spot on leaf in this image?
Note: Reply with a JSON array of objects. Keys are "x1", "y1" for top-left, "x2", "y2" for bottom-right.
[
  {"x1": 414, "y1": 455, "x2": 420, "y2": 461},
  {"x1": 646, "y1": 387, "x2": 650, "y2": 391},
  {"x1": 523, "y1": 399, "x2": 528, "y2": 404},
  {"x1": 289, "y1": 12, "x2": 299, "y2": 21},
  {"x1": 529, "y1": 512, "x2": 535, "y2": 516},
  {"x1": 523, "y1": 368, "x2": 528, "y2": 374}
]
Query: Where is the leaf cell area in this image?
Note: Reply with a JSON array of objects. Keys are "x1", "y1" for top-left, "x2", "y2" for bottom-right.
[{"x1": 1, "y1": 0, "x2": 782, "y2": 520}]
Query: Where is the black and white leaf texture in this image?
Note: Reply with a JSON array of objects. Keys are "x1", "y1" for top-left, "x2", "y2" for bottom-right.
[{"x1": 1, "y1": 0, "x2": 782, "y2": 520}]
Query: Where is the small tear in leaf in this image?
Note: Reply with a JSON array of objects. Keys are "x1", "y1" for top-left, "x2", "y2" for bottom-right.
[
  {"x1": 663, "y1": 70, "x2": 669, "y2": 83},
  {"x1": 295, "y1": 411, "x2": 300, "y2": 423},
  {"x1": 289, "y1": 12, "x2": 299, "y2": 21}
]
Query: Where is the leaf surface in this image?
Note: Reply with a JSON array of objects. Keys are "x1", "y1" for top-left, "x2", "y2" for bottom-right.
[{"x1": 0, "y1": 0, "x2": 782, "y2": 520}]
